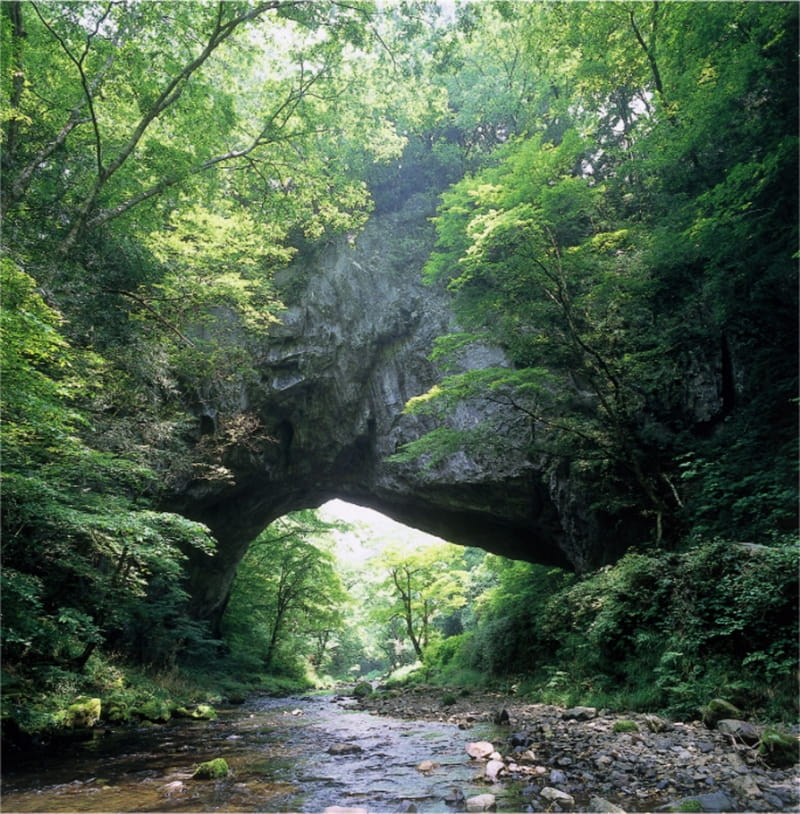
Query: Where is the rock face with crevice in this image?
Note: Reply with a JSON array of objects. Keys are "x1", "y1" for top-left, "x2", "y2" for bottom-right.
[{"x1": 164, "y1": 193, "x2": 670, "y2": 627}]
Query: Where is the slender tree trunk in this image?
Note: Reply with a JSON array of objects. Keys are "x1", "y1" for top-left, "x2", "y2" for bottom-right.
[
  {"x1": 263, "y1": 610, "x2": 285, "y2": 671},
  {"x1": 4, "y1": 2, "x2": 27, "y2": 166},
  {"x1": 393, "y1": 567, "x2": 424, "y2": 660}
]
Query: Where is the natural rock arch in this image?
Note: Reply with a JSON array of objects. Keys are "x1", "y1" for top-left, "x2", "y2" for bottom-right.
[{"x1": 166, "y1": 193, "x2": 633, "y2": 631}]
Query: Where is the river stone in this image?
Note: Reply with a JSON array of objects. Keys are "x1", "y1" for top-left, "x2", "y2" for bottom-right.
[
  {"x1": 732, "y1": 773, "x2": 762, "y2": 798},
  {"x1": 444, "y1": 787, "x2": 466, "y2": 805},
  {"x1": 161, "y1": 780, "x2": 187, "y2": 798},
  {"x1": 562, "y1": 706, "x2": 597, "y2": 721},
  {"x1": 465, "y1": 793, "x2": 496, "y2": 811},
  {"x1": 725, "y1": 751, "x2": 747, "y2": 773},
  {"x1": 324, "y1": 807, "x2": 369, "y2": 814},
  {"x1": 765, "y1": 783, "x2": 800, "y2": 804},
  {"x1": 466, "y1": 741, "x2": 495, "y2": 759},
  {"x1": 493, "y1": 708, "x2": 510, "y2": 725},
  {"x1": 416, "y1": 760, "x2": 440, "y2": 774},
  {"x1": 328, "y1": 742, "x2": 363, "y2": 755},
  {"x1": 541, "y1": 786, "x2": 575, "y2": 805},
  {"x1": 703, "y1": 699, "x2": 743, "y2": 729},
  {"x1": 588, "y1": 796, "x2": 626, "y2": 813},
  {"x1": 643, "y1": 714, "x2": 670, "y2": 733},
  {"x1": 762, "y1": 792, "x2": 786, "y2": 810},
  {"x1": 484, "y1": 759, "x2": 504, "y2": 782}
]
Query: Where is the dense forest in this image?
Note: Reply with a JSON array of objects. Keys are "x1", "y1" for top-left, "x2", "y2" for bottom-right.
[{"x1": 1, "y1": 0, "x2": 797, "y2": 739}]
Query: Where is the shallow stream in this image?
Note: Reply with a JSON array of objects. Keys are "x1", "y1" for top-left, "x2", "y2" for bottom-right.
[{"x1": 2, "y1": 694, "x2": 516, "y2": 812}]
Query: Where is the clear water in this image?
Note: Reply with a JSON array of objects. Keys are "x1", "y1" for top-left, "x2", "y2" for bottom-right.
[{"x1": 2, "y1": 694, "x2": 518, "y2": 812}]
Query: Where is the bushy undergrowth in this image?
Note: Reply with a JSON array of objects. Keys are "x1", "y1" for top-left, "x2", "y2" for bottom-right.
[
  {"x1": 1, "y1": 650, "x2": 310, "y2": 744},
  {"x1": 424, "y1": 538, "x2": 798, "y2": 722}
]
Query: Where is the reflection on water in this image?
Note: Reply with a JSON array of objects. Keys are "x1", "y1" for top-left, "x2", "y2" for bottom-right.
[{"x1": 2, "y1": 695, "x2": 516, "y2": 812}]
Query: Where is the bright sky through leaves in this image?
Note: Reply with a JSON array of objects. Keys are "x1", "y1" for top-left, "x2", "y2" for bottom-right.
[{"x1": 319, "y1": 499, "x2": 447, "y2": 567}]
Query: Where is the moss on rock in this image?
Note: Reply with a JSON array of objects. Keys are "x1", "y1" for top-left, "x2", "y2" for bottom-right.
[
  {"x1": 702, "y1": 698, "x2": 742, "y2": 729},
  {"x1": 104, "y1": 700, "x2": 131, "y2": 724},
  {"x1": 192, "y1": 758, "x2": 230, "y2": 779},
  {"x1": 759, "y1": 728, "x2": 799, "y2": 767},
  {"x1": 65, "y1": 696, "x2": 101, "y2": 728},
  {"x1": 136, "y1": 698, "x2": 173, "y2": 723},
  {"x1": 671, "y1": 800, "x2": 703, "y2": 813},
  {"x1": 193, "y1": 703, "x2": 217, "y2": 720},
  {"x1": 175, "y1": 703, "x2": 217, "y2": 720}
]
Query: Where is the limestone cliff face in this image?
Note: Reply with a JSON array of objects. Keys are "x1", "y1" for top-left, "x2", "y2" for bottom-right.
[
  {"x1": 167, "y1": 194, "x2": 567, "y2": 624},
  {"x1": 165, "y1": 193, "x2": 710, "y2": 626}
]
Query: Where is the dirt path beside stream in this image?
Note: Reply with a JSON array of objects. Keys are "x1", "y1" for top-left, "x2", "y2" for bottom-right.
[{"x1": 354, "y1": 686, "x2": 799, "y2": 813}]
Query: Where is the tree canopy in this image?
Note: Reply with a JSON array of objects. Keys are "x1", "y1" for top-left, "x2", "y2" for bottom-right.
[
  {"x1": 398, "y1": 0, "x2": 798, "y2": 545},
  {"x1": 1, "y1": 0, "x2": 796, "y2": 726}
]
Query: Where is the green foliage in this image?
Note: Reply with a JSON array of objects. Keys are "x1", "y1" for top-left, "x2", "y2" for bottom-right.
[
  {"x1": 399, "y1": 1, "x2": 797, "y2": 550},
  {"x1": 2, "y1": 1, "x2": 411, "y2": 256},
  {"x1": 465, "y1": 558, "x2": 575, "y2": 677},
  {"x1": 1, "y1": 257, "x2": 218, "y2": 678},
  {"x1": 222, "y1": 511, "x2": 349, "y2": 677},
  {"x1": 2, "y1": 0, "x2": 797, "y2": 731},
  {"x1": 369, "y1": 541, "x2": 469, "y2": 662},
  {"x1": 0, "y1": 651, "x2": 233, "y2": 739},
  {"x1": 678, "y1": 429, "x2": 798, "y2": 541},
  {"x1": 557, "y1": 541, "x2": 798, "y2": 718},
  {"x1": 408, "y1": 129, "x2": 687, "y2": 541},
  {"x1": 437, "y1": 540, "x2": 797, "y2": 720}
]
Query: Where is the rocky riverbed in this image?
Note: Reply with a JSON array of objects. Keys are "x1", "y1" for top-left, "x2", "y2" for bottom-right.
[{"x1": 355, "y1": 686, "x2": 799, "y2": 812}]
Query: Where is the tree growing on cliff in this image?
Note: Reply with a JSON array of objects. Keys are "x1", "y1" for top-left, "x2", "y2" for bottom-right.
[{"x1": 395, "y1": 1, "x2": 798, "y2": 546}]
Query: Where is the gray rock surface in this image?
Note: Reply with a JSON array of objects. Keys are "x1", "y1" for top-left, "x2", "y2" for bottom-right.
[
  {"x1": 172, "y1": 194, "x2": 580, "y2": 624},
  {"x1": 163, "y1": 192, "x2": 735, "y2": 626}
]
